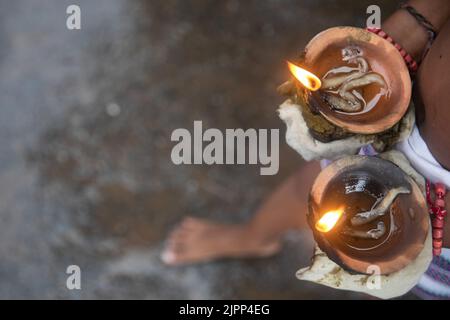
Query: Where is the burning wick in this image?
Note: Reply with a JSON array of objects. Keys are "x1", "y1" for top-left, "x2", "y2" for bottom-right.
[
  {"x1": 287, "y1": 61, "x2": 322, "y2": 91},
  {"x1": 315, "y1": 209, "x2": 344, "y2": 233}
]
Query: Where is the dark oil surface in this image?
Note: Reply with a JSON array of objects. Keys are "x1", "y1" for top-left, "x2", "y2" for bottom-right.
[{"x1": 320, "y1": 171, "x2": 401, "y2": 254}]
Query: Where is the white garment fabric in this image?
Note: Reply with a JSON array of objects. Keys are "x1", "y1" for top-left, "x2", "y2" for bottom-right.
[
  {"x1": 396, "y1": 125, "x2": 450, "y2": 297},
  {"x1": 397, "y1": 126, "x2": 450, "y2": 189},
  {"x1": 417, "y1": 264, "x2": 450, "y2": 297}
]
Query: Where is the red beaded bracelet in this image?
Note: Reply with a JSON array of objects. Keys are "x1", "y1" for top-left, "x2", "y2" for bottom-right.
[
  {"x1": 367, "y1": 27, "x2": 419, "y2": 74},
  {"x1": 426, "y1": 181, "x2": 447, "y2": 256}
]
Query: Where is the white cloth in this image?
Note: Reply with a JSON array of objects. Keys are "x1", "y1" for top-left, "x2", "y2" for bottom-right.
[
  {"x1": 397, "y1": 126, "x2": 450, "y2": 189},
  {"x1": 396, "y1": 125, "x2": 450, "y2": 298},
  {"x1": 417, "y1": 266, "x2": 450, "y2": 297}
]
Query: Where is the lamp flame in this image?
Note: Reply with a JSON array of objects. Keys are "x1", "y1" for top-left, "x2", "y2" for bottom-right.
[
  {"x1": 287, "y1": 61, "x2": 322, "y2": 91},
  {"x1": 315, "y1": 209, "x2": 343, "y2": 233}
]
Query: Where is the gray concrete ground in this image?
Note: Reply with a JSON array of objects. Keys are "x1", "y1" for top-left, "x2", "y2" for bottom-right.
[{"x1": 0, "y1": 0, "x2": 417, "y2": 299}]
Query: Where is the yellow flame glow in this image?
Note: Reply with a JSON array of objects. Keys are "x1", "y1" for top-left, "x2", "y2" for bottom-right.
[
  {"x1": 287, "y1": 61, "x2": 322, "y2": 91},
  {"x1": 315, "y1": 209, "x2": 343, "y2": 233}
]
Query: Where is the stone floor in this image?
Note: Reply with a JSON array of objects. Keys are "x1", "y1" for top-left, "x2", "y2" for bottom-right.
[{"x1": 0, "y1": 0, "x2": 418, "y2": 299}]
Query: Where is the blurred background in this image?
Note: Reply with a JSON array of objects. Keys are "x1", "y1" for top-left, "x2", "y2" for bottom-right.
[{"x1": 0, "y1": 0, "x2": 413, "y2": 299}]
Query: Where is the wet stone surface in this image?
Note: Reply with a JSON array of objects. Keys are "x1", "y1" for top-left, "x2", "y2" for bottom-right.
[{"x1": 0, "y1": 0, "x2": 417, "y2": 299}]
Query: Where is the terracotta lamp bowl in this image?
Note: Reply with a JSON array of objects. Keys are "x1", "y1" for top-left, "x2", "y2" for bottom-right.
[
  {"x1": 308, "y1": 156, "x2": 429, "y2": 275},
  {"x1": 303, "y1": 26, "x2": 411, "y2": 134}
]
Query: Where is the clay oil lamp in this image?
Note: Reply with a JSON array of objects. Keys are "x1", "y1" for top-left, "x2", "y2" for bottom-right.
[
  {"x1": 308, "y1": 155, "x2": 429, "y2": 275},
  {"x1": 279, "y1": 27, "x2": 411, "y2": 142}
]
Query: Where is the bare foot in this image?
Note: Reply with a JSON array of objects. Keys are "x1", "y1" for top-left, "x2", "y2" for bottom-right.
[{"x1": 161, "y1": 217, "x2": 281, "y2": 266}]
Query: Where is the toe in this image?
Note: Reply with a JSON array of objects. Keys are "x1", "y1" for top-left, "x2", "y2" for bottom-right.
[
  {"x1": 161, "y1": 248, "x2": 177, "y2": 265},
  {"x1": 182, "y1": 216, "x2": 200, "y2": 227},
  {"x1": 161, "y1": 238, "x2": 186, "y2": 265}
]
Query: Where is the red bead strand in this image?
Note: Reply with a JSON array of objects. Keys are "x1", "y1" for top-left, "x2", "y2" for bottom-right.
[
  {"x1": 366, "y1": 27, "x2": 419, "y2": 74},
  {"x1": 426, "y1": 181, "x2": 447, "y2": 256}
]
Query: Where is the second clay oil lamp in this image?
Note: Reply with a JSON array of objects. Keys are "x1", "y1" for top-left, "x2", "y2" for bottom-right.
[{"x1": 308, "y1": 155, "x2": 429, "y2": 275}]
